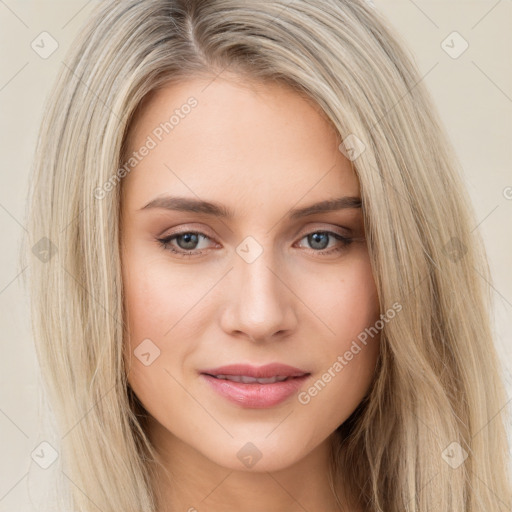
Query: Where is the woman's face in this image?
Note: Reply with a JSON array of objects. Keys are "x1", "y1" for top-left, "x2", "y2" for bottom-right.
[{"x1": 120, "y1": 74, "x2": 381, "y2": 472}]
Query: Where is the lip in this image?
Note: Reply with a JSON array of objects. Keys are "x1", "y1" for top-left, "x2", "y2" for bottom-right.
[{"x1": 199, "y1": 363, "x2": 311, "y2": 409}]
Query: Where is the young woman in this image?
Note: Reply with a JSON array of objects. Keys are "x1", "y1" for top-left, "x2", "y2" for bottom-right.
[{"x1": 24, "y1": 0, "x2": 512, "y2": 510}]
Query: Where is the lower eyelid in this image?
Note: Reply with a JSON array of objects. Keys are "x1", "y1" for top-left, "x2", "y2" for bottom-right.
[{"x1": 162, "y1": 231, "x2": 348, "y2": 257}]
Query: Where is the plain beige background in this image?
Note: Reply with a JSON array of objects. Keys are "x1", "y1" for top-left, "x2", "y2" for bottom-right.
[{"x1": 0, "y1": 1, "x2": 511, "y2": 510}]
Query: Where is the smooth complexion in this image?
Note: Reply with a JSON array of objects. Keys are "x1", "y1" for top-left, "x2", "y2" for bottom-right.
[{"x1": 120, "y1": 74, "x2": 380, "y2": 512}]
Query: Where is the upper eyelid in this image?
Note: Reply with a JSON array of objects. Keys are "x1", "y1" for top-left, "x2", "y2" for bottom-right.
[{"x1": 160, "y1": 222, "x2": 353, "y2": 239}]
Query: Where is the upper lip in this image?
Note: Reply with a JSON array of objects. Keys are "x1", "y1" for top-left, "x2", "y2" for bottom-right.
[{"x1": 200, "y1": 363, "x2": 310, "y2": 379}]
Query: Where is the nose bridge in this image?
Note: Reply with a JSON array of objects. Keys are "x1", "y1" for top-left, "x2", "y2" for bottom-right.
[{"x1": 239, "y1": 245, "x2": 280, "y2": 304}]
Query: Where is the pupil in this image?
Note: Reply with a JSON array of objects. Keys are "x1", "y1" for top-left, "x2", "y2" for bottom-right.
[
  {"x1": 178, "y1": 233, "x2": 198, "y2": 250},
  {"x1": 309, "y1": 232, "x2": 328, "y2": 250}
]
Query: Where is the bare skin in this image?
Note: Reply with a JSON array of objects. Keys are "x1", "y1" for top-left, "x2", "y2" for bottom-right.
[{"x1": 120, "y1": 73, "x2": 379, "y2": 512}]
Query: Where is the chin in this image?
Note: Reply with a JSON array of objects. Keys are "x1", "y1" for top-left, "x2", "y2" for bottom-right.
[{"x1": 193, "y1": 430, "x2": 319, "y2": 473}]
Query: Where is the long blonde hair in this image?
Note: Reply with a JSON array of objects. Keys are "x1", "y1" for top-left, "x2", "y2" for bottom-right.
[{"x1": 22, "y1": 0, "x2": 512, "y2": 510}]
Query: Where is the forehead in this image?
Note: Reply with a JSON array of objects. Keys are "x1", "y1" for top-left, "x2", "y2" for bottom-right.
[{"x1": 122, "y1": 75, "x2": 360, "y2": 210}]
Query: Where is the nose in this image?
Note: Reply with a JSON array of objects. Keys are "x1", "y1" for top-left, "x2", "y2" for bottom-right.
[{"x1": 219, "y1": 250, "x2": 298, "y2": 343}]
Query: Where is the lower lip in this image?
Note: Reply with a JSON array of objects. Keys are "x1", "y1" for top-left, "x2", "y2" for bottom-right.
[{"x1": 200, "y1": 374, "x2": 310, "y2": 408}]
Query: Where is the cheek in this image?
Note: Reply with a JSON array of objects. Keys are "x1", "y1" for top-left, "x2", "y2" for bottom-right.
[
  {"x1": 122, "y1": 247, "x2": 208, "y2": 344},
  {"x1": 121, "y1": 253, "x2": 191, "y2": 394},
  {"x1": 308, "y1": 251, "x2": 380, "y2": 346},
  {"x1": 123, "y1": 264, "x2": 170, "y2": 351},
  {"x1": 297, "y1": 253, "x2": 380, "y2": 420},
  {"x1": 121, "y1": 246, "x2": 221, "y2": 402}
]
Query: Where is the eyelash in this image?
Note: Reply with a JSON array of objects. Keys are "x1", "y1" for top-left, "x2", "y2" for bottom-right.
[{"x1": 156, "y1": 229, "x2": 353, "y2": 258}]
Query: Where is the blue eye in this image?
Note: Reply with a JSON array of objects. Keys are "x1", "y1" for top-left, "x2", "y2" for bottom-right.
[
  {"x1": 157, "y1": 230, "x2": 353, "y2": 258},
  {"x1": 157, "y1": 232, "x2": 212, "y2": 256},
  {"x1": 296, "y1": 231, "x2": 352, "y2": 254}
]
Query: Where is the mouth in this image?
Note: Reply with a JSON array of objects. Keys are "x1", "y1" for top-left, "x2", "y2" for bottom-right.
[{"x1": 199, "y1": 363, "x2": 311, "y2": 408}]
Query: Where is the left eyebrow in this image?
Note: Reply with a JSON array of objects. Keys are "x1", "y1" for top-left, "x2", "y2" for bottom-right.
[
  {"x1": 138, "y1": 195, "x2": 362, "y2": 219},
  {"x1": 288, "y1": 196, "x2": 362, "y2": 219}
]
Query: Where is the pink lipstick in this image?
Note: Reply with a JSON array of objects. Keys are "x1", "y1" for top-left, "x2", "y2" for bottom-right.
[{"x1": 199, "y1": 363, "x2": 311, "y2": 408}]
